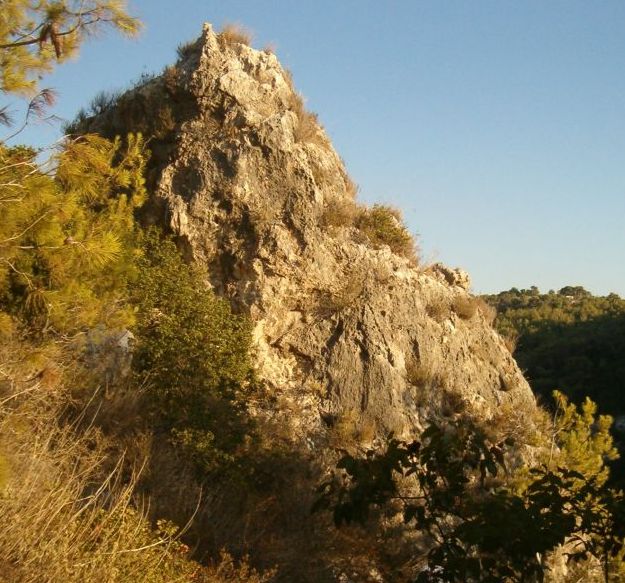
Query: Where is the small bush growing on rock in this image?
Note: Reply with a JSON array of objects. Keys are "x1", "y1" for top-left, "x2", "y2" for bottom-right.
[
  {"x1": 327, "y1": 410, "x2": 377, "y2": 449},
  {"x1": 317, "y1": 268, "x2": 366, "y2": 313},
  {"x1": 344, "y1": 175, "x2": 359, "y2": 199},
  {"x1": 289, "y1": 92, "x2": 322, "y2": 144},
  {"x1": 176, "y1": 39, "x2": 196, "y2": 60},
  {"x1": 405, "y1": 359, "x2": 432, "y2": 388},
  {"x1": 355, "y1": 204, "x2": 418, "y2": 261},
  {"x1": 426, "y1": 298, "x2": 451, "y2": 322},
  {"x1": 502, "y1": 331, "x2": 519, "y2": 353},
  {"x1": 452, "y1": 295, "x2": 478, "y2": 320},
  {"x1": 322, "y1": 198, "x2": 358, "y2": 228},
  {"x1": 87, "y1": 89, "x2": 123, "y2": 115},
  {"x1": 218, "y1": 23, "x2": 253, "y2": 48},
  {"x1": 132, "y1": 231, "x2": 255, "y2": 475},
  {"x1": 475, "y1": 297, "x2": 497, "y2": 325}
]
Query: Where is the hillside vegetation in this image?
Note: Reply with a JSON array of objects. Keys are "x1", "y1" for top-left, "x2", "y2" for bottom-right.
[
  {"x1": 483, "y1": 287, "x2": 625, "y2": 422},
  {"x1": 2, "y1": 3, "x2": 625, "y2": 582}
]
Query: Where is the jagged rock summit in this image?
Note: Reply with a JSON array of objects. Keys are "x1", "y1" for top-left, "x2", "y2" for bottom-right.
[{"x1": 86, "y1": 23, "x2": 537, "y2": 445}]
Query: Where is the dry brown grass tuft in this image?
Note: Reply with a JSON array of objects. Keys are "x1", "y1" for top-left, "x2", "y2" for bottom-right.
[
  {"x1": 218, "y1": 23, "x2": 253, "y2": 48},
  {"x1": 328, "y1": 410, "x2": 377, "y2": 449},
  {"x1": 322, "y1": 198, "x2": 358, "y2": 228},
  {"x1": 452, "y1": 295, "x2": 478, "y2": 320},
  {"x1": 405, "y1": 359, "x2": 433, "y2": 388},
  {"x1": 289, "y1": 92, "x2": 323, "y2": 144},
  {"x1": 355, "y1": 204, "x2": 418, "y2": 263},
  {"x1": 344, "y1": 175, "x2": 359, "y2": 199},
  {"x1": 405, "y1": 358, "x2": 466, "y2": 417},
  {"x1": 486, "y1": 398, "x2": 550, "y2": 448},
  {"x1": 426, "y1": 298, "x2": 451, "y2": 322},
  {"x1": 475, "y1": 297, "x2": 497, "y2": 326},
  {"x1": 317, "y1": 268, "x2": 366, "y2": 314},
  {"x1": 262, "y1": 43, "x2": 276, "y2": 55},
  {"x1": 0, "y1": 397, "x2": 184, "y2": 582},
  {"x1": 502, "y1": 331, "x2": 519, "y2": 353}
]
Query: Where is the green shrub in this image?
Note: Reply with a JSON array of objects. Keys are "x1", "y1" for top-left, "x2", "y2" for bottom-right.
[
  {"x1": 132, "y1": 232, "x2": 255, "y2": 474},
  {"x1": 355, "y1": 204, "x2": 417, "y2": 261},
  {"x1": 319, "y1": 407, "x2": 625, "y2": 583},
  {"x1": 87, "y1": 89, "x2": 122, "y2": 115}
]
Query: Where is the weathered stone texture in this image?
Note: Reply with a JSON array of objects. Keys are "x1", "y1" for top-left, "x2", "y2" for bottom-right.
[
  {"x1": 142, "y1": 23, "x2": 538, "y2": 445},
  {"x1": 86, "y1": 23, "x2": 537, "y2": 450}
]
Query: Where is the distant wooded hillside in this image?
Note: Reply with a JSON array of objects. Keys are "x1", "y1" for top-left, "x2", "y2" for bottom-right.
[{"x1": 484, "y1": 286, "x2": 625, "y2": 478}]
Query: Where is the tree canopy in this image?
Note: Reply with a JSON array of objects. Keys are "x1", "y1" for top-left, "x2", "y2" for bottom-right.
[{"x1": 0, "y1": 0, "x2": 140, "y2": 97}]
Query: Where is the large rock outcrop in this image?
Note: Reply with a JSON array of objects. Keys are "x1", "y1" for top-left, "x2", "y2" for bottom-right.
[
  {"x1": 77, "y1": 23, "x2": 544, "y2": 581},
  {"x1": 156, "y1": 24, "x2": 535, "y2": 439},
  {"x1": 88, "y1": 23, "x2": 536, "y2": 446}
]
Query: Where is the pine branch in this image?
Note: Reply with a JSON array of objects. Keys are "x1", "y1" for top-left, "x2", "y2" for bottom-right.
[{"x1": 0, "y1": 210, "x2": 52, "y2": 245}]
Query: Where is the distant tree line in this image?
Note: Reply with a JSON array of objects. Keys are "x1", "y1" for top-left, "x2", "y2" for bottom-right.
[{"x1": 483, "y1": 286, "x2": 625, "y2": 421}]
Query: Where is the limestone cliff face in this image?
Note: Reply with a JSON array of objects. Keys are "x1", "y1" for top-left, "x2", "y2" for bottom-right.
[{"x1": 90, "y1": 23, "x2": 537, "y2": 446}]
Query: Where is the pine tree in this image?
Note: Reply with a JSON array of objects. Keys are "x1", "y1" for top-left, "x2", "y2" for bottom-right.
[
  {"x1": 0, "y1": 0, "x2": 140, "y2": 98},
  {"x1": 0, "y1": 133, "x2": 146, "y2": 333},
  {"x1": 0, "y1": 0, "x2": 144, "y2": 334},
  {"x1": 549, "y1": 390, "x2": 619, "y2": 486}
]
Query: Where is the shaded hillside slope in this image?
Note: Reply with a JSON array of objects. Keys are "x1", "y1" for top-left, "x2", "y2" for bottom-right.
[
  {"x1": 484, "y1": 287, "x2": 625, "y2": 416},
  {"x1": 484, "y1": 287, "x2": 625, "y2": 481}
]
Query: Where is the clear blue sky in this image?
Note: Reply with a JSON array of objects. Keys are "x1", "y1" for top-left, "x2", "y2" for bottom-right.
[{"x1": 13, "y1": 1, "x2": 625, "y2": 296}]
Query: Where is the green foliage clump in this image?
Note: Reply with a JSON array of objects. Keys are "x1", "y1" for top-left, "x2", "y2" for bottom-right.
[
  {"x1": 356, "y1": 204, "x2": 417, "y2": 261},
  {"x1": 0, "y1": 1, "x2": 140, "y2": 98},
  {"x1": 549, "y1": 390, "x2": 619, "y2": 486},
  {"x1": 483, "y1": 286, "x2": 625, "y2": 479},
  {"x1": 132, "y1": 232, "x2": 255, "y2": 473},
  {"x1": 0, "y1": 134, "x2": 146, "y2": 333},
  {"x1": 318, "y1": 397, "x2": 625, "y2": 582}
]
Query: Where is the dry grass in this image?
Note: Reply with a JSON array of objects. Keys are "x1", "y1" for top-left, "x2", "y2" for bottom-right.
[
  {"x1": 328, "y1": 410, "x2": 377, "y2": 449},
  {"x1": 283, "y1": 68, "x2": 325, "y2": 145},
  {"x1": 317, "y1": 268, "x2": 366, "y2": 313},
  {"x1": 344, "y1": 175, "x2": 359, "y2": 199},
  {"x1": 486, "y1": 398, "x2": 550, "y2": 449},
  {"x1": 475, "y1": 297, "x2": 497, "y2": 326},
  {"x1": 0, "y1": 394, "x2": 182, "y2": 582},
  {"x1": 355, "y1": 204, "x2": 418, "y2": 263},
  {"x1": 288, "y1": 92, "x2": 323, "y2": 144},
  {"x1": 502, "y1": 331, "x2": 519, "y2": 353},
  {"x1": 0, "y1": 339, "x2": 275, "y2": 583},
  {"x1": 452, "y1": 295, "x2": 478, "y2": 320},
  {"x1": 426, "y1": 298, "x2": 451, "y2": 322},
  {"x1": 218, "y1": 23, "x2": 253, "y2": 48},
  {"x1": 405, "y1": 359, "x2": 433, "y2": 388},
  {"x1": 321, "y1": 198, "x2": 358, "y2": 228},
  {"x1": 405, "y1": 359, "x2": 465, "y2": 418},
  {"x1": 262, "y1": 43, "x2": 276, "y2": 55}
]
